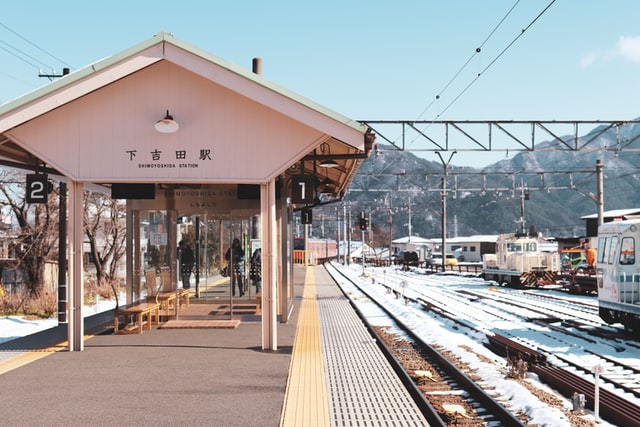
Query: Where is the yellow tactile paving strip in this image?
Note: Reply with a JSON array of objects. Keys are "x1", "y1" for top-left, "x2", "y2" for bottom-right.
[
  {"x1": 0, "y1": 341, "x2": 69, "y2": 375},
  {"x1": 280, "y1": 267, "x2": 330, "y2": 427}
]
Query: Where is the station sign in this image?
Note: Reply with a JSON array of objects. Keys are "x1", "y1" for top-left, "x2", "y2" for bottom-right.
[
  {"x1": 26, "y1": 174, "x2": 49, "y2": 204},
  {"x1": 291, "y1": 175, "x2": 315, "y2": 205}
]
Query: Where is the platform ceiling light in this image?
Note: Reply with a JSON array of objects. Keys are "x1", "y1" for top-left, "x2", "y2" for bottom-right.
[
  {"x1": 154, "y1": 110, "x2": 179, "y2": 134},
  {"x1": 320, "y1": 159, "x2": 339, "y2": 168},
  {"x1": 319, "y1": 142, "x2": 339, "y2": 168}
]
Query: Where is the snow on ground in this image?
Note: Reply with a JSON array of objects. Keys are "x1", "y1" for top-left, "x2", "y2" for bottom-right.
[
  {"x1": 329, "y1": 262, "x2": 618, "y2": 427},
  {"x1": 0, "y1": 296, "x2": 119, "y2": 344}
]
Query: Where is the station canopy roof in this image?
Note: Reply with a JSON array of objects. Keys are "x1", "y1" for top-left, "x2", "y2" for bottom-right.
[{"x1": 0, "y1": 32, "x2": 372, "y2": 200}]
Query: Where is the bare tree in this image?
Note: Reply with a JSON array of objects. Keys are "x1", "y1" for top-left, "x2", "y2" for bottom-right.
[
  {"x1": 83, "y1": 190, "x2": 126, "y2": 289},
  {"x1": 0, "y1": 169, "x2": 58, "y2": 297}
]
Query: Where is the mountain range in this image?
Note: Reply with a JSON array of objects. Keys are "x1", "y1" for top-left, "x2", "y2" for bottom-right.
[{"x1": 314, "y1": 120, "x2": 640, "y2": 245}]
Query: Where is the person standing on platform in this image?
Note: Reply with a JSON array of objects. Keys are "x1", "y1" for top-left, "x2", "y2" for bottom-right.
[
  {"x1": 250, "y1": 248, "x2": 262, "y2": 293},
  {"x1": 225, "y1": 238, "x2": 245, "y2": 297},
  {"x1": 178, "y1": 240, "x2": 195, "y2": 289}
]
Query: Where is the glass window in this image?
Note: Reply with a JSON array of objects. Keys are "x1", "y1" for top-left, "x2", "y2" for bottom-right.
[
  {"x1": 608, "y1": 236, "x2": 619, "y2": 264},
  {"x1": 620, "y1": 237, "x2": 635, "y2": 265},
  {"x1": 597, "y1": 237, "x2": 607, "y2": 264}
]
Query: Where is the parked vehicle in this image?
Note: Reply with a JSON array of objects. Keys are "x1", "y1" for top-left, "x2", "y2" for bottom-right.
[
  {"x1": 393, "y1": 251, "x2": 419, "y2": 266},
  {"x1": 427, "y1": 252, "x2": 458, "y2": 266}
]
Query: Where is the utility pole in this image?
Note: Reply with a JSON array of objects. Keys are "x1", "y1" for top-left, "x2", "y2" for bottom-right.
[
  {"x1": 596, "y1": 159, "x2": 604, "y2": 227},
  {"x1": 517, "y1": 179, "x2": 529, "y2": 234},
  {"x1": 437, "y1": 151, "x2": 456, "y2": 271},
  {"x1": 388, "y1": 196, "x2": 393, "y2": 265},
  {"x1": 406, "y1": 200, "x2": 413, "y2": 242}
]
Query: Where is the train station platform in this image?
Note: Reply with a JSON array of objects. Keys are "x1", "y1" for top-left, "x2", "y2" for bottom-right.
[{"x1": 0, "y1": 265, "x2": 428, "y2": 426}]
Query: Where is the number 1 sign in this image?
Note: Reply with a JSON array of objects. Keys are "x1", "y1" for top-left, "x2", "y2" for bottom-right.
[{"x1": 291, "y1": 175, "x2": 315, "y2": 205}]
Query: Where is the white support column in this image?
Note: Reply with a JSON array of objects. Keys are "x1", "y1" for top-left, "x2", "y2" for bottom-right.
[
  {"x1": 67, "y1": 180, "x2": 85, "y2": 351},
  {"x1": 125, "y1": 202, "x2": 133, "y2": 305},
  {"x1": 261, "y1": 180, "x2": 277, "y2": 350}
]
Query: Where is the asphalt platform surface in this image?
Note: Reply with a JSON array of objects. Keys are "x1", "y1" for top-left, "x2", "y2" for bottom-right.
[{"x1": 0, "y1": 268, "x2": 304, "y2": 427}]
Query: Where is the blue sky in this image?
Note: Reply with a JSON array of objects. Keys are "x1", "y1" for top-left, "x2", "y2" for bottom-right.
[{"x1": 1, "y1": 1, "x2": 639, "y2": 166}]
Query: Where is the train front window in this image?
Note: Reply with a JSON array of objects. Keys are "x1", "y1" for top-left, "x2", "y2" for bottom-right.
[
  {"x1": 620, "y1": 237, "x2": 635, "y2": 265},
  {"x1": 507, "y1": 243, "x2": 522, "y2": 252}
]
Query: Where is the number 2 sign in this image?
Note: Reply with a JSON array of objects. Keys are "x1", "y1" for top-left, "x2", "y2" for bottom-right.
[{"x1": 26, "y1": 174, "x2": 49, "y2": 204}]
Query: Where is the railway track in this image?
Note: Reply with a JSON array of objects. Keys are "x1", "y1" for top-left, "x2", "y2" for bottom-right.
[
  {"x1": 330, "y1": 262, "x2": 640, "y2": 426},
  {"x1": 488, "y1": 333, "x2": 640, "y2": 427},
  {"x1": 328, "y1": 263, "x2": 531, "y2": 426}
]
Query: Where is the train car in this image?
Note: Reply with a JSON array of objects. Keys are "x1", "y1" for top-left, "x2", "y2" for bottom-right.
[
  {"x1": 596, "y1": 219, "x2": 640, "y2": 334},
  {"x1": 482, "y1": 232, "x2": 560, "y2": 287},
  {"x1": 293, "y1": 237, "x2": 338, "y2": 264}
]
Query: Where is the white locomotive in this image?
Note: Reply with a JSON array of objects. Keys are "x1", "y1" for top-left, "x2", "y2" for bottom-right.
[
  {"x1": 482, "y1": 231, "x2": 560, "y2": 287},
  {"x1": 596, "y1": 218, "x2": 640, "y2": 334}
]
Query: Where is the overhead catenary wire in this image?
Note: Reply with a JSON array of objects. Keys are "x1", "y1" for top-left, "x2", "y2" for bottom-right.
[
  {"x1": 392, "y1": 0, "x2": 558, "y2": 159},
  {"x1": 373, "y1": 0, "x2": 555, "y2": 179},
  {"x1": 432, "y1": 0, "x2": 557, "y2": 121},
  {"x1": 415, "y1": 0, "x2": 522, "y2": 122}
]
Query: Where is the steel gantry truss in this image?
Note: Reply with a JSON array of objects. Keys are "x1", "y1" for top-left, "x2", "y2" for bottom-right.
[
  {"x1": 348, "y1": 169, "x2": 600, "y2": 195},
  {"x1": 359, "y1": 120, "x2": 640, "y2": 155},
  {"x1": 349, "y1": 119, "x2": 640, "y2": 197}
]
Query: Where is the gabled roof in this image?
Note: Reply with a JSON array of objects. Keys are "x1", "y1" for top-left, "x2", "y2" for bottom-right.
[
  {"x1": 392, "y1": 236, "x2": 434, "y2": 244},
  {"x1": 0, "y1": 32, "x2": 364, "y2": 137},
  {"x1": 446, "y1": 235, "x2": 499, "y2": 243},
  {"x1": 0, "y1": 32, "x2": 369, "y2": 197}
]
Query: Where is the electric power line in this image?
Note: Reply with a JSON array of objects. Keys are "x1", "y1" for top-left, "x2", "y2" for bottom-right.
[
  {"x1": 0, "y1": 40, "x2": 51, "y2": 70},
  {"x1": 0, "y1": 21, "x2": 74, "y2": 70}
]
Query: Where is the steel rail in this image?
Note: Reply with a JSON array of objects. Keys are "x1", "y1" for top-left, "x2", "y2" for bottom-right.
[{"x1": 327, "y1": 263, "x2": 528, "y2": 426}]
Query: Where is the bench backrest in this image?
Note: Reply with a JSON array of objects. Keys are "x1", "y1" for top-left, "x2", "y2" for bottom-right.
[
  {"x1": 145, "y1": 270, "x2": 160, "y2": 303},
  {"x1": 160, "y1": 268, "x2": 173, "y2": 292}
]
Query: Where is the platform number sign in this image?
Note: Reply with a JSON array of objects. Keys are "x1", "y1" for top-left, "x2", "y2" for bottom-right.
[
  {"x1": 291, "y1": 174, "x2": 315, "y2": 204},
  {"x1": 301, "y1": 208, "x2": 312, "y2": 224},
  {"x1": 26, "y1": 174, "x2": 49, "y2": 204}
]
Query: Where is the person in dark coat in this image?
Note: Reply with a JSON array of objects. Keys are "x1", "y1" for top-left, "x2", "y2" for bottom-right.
[
  {"x1": 225, "y1": 238, "x2": 245, "y2": 297},
  {"x1": 178, "y1": 240, "x2": 195, "y2": 289},
  {"x1": 250, "y1": 248, "x2": 262, "y2": 293}
]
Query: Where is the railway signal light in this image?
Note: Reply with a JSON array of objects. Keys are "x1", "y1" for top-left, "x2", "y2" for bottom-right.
[{"x1": 359, "y1": 211, "x2": 368, "y2": 230}]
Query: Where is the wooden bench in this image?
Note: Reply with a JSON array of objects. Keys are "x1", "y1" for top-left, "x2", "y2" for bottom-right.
[
  {"x1": 114, "y1": 302, "x2": 160, "y2": 334},
  {"x1": 144, "y1": 269, "x2": 191, "y2": 318},
  {"x1": 177, "y1": 289, "x2": 190, "y2": 307},
  {"x1": 155, "y1": 291, "x2": 178, "y2": 313},
  {"x1": 145, "y1": 269, "x2": 179, "y2": 318}
]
